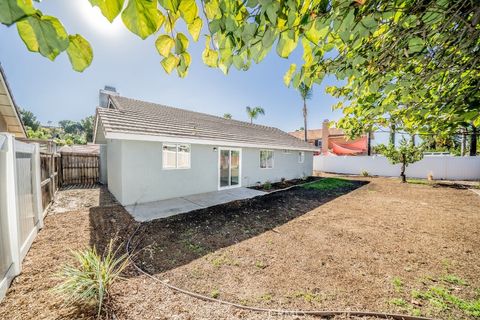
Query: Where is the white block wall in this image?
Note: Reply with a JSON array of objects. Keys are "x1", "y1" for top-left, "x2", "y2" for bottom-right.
[{"x1": 314, "y1": 155, "x2": 480, "y2": 181}]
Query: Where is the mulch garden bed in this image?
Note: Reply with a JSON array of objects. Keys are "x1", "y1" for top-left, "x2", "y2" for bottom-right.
[{"x1": 248, "y1": 176, "x2": 321, "y2": 192}]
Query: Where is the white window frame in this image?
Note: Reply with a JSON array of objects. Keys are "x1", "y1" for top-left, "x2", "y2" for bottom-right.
[
  {"x1": 298, "y1": 151, "x2": 305, "y2": 163},
  {"x1": 162, "y1": 143, "x2": 191, "y2": 169},
  {"x1": 260, "y1": 150, "x2": 274, "y2": 169}
]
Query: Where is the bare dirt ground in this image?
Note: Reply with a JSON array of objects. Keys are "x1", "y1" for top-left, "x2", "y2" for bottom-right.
[{"x1": 1, "y1": 177, "x2": 479, "y2": 320}]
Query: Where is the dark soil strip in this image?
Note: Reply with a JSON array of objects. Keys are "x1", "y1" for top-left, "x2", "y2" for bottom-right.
[
  {"x1": 131, "y1": 180, "x2": 367, "y2": 274},
  {"x1": 249, "y1": 176, "x2": 322, "y2": 192}
]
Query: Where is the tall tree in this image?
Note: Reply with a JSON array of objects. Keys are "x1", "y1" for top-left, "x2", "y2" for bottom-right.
[
  {"x1": 19, "y1": 108, "x2": 40, "y2": 131},
  {"x1": 245, "y1": 106, "x2": 265, "y2": 124},
  {"x1": 298, "y1": 83, "x2": 312, "y2": 142},
  {"x1": 80, "y1": 115, "x2": 94, "y2": 142}
]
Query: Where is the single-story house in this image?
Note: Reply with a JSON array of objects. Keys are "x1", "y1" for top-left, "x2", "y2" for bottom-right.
[{"x1": 93, "y1": 95, "x2": 317, "y2": 206}]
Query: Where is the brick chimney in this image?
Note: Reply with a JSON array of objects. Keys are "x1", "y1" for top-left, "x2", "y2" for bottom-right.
[
  {"x1": 322, "y1": 119, "x2": 329, "y2": 154},
  {"x1": 99, "y1": 86, "x2": 119, "y2": 108}
]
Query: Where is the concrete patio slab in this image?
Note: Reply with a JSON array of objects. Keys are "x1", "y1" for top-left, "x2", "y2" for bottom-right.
[{"x1": 125, "y1": 187, "x2": 267, "y2": 222}]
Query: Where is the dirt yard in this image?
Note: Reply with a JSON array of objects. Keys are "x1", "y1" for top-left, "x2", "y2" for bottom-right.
[{"x1": 0, "y1": 177, "x2": 479, "y2": 320}]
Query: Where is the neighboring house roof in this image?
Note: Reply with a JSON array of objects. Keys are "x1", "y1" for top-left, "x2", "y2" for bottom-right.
[
  {"x1": 288, "y1": 128, "x2": 345, "y2": 140},
  {"x1": 58, "y1": 143, "x2": 100, "y2": 154},
  {"x1": 94, "y1": 96, "x2": 317, "y2": 151},
  {"x1": 0, "y1": 64, "x2": 26, "y2": 138}
]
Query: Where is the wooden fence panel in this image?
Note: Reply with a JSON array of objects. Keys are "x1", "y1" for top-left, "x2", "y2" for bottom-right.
[
  {"x1": 39, "y1": 152, "x2": 59, "y2": 212},
  {"x1": 60, "y1": 153, "x2": 99, "y2": 186}
]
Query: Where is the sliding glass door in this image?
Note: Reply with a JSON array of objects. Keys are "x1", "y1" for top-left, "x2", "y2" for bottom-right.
[{"x1": 219, "y1": 148, "x2": 241, "y2": 189}]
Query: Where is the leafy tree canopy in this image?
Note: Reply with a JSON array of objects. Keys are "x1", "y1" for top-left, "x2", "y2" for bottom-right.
[
  {"x1": 19, "y1": 108, "x2": 40, "y2": 131},
  {"x1": 2, "y1": 0, "x2": 479, "y2": 135}
]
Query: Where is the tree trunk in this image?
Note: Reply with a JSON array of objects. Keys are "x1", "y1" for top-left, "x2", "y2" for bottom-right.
[
  {"x1": 411, "y1": 134, "x2": 416, "y2": 146},
  {"x1": 400, "y1": 162, "x2": 406, "y2": 183},
  {"x1": 470, "y1": 125, "x2": 477, "y2": 156},
  {"x1": 389, "y1": 124, "x2": 396, "y2": 145},
  {"x1": 250, "y1": 118, "x2": 253, "y2": 124},
  {"x1": 461, "y1": 128, "x2": 466, "y2": 156},
  {"x1": 367, "y1": 131, "x2": 372, "y2": 156},
  {"x1": 303, "y1": 100, "x2": 308, "y2": 142}
]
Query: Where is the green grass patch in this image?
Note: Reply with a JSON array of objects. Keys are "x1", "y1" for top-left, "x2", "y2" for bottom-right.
[
  {"x1": 406, "y1": 178, "x2": 431, "y2": 185},
  {"x1": 302, "y1": 178, "x2": 354, "y2": 190},
  {"x1": 412, "y1": 286, "x2": 480, "y2": 316}
]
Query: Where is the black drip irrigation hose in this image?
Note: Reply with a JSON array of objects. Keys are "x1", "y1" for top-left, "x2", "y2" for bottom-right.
[{"x1": 125, "y1": 225, "x2": 437, "y2": 320}]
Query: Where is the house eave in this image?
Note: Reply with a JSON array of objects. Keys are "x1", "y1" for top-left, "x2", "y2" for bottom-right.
[{"x1": 104, "y1": 132, "x2": 319, "y2": 152}]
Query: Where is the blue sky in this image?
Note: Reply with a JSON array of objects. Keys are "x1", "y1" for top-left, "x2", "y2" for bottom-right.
[{"x1": 0, "y1": 0, "x2": 344, "y2": 133}]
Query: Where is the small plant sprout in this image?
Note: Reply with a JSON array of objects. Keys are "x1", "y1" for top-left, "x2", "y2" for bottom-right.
[
  {"x1": 53, "y1": 240, "x2": 129, "y2": 317},
  {"x1": 392, "y1": 277, "x2": 403, "y2": 292},
  {"x1": 211, "y1": 289, "x2": 220, "y2": 299}
]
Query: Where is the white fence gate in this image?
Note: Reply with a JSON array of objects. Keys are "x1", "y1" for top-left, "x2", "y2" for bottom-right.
[
  {"x1": 0, "y1": 133, "x2": 43, "y2": 301},
  {"x1": 314, "y1": 155, "x2": 480, "y2": 181}
]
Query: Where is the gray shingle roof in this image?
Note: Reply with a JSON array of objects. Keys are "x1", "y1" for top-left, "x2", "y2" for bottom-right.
[{"x1": 96, "y1": 96, "x2": 318, "y2": 151}]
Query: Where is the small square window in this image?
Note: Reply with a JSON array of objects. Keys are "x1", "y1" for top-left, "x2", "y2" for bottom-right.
[
  {"x1": 298, "y1": 151, "x2": 305, "y2": 163},
  {"x1": 260, "y1": 150, "x2": 274, "y2": 169},
  {"x1": 163, "y1": 143, "x2": 191, "y2": 169}
]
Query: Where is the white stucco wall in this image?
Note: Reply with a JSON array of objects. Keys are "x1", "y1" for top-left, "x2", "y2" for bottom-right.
[
  {"x1": 106, "y1": 139, "x2": 123, "y2": 203},
  {"x1": 106, "y1": 139, "x2": 314, "y2": 205}
]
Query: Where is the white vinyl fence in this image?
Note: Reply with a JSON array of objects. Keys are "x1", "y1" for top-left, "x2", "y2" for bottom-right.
[
  {"x1": 0, "y1": 133, "x2": 43, "y2": 301},
  {"x1": 314, "y1": 155, "x2": 480, "y2": 181}
]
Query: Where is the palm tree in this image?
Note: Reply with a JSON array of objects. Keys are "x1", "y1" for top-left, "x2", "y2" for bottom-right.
[
  {"x1": 245, "y1": 106, "x2": 265, "y2": 124},
  {"x1": 298, "y1": 83, "x2": 312, "y2": 141},
  {"x1": 223, "y1": 113, "x2": 232, "y2": 119}
]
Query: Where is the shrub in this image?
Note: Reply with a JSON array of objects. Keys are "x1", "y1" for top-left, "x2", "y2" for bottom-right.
[
  {"x1": 54, "y1": 240, "x2": 129, "y2": 316},
  {"x1": 361, "y1": 170, "x2": 369, "y2": 177},
  {"x1": 263, "y1": 180, "x2": 272, "y2": 190}
]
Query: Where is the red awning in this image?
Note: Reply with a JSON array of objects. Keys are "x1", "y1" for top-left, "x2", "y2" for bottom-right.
[{"x1": 331, "y1": 136, "x2": 367, "y2": 155}]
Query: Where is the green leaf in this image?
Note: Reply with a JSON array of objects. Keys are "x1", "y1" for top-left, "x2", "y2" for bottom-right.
[
  {"x1": 204, "y1": 0, "x2": 220, "y2": 19},
  {"x1": 88, "y1": 0, "x2": 124, "y2": 22},
  {"x1": 16, "y1": 14, "x2": 69, "y2": 60},
  {"x1": 305, "y1": 19, "x2": 328, "y2": 44},
  {"x1": 265, "y1": 3, "x2": 278, "y2": 24},
  {"x1": 408, "y1": 37, "x2": 424, "y2": 53},
  {"x1": 177, "y1": 52, "x2": 191, "y2": 77},
  {"x1": 178, "y1": 0, "x2": 197, "y2": 24},
  {"x1": 175, "y1": 32, "x2": 189, "y2": 54},
  {"x1": 155, "y1": 34, "x2": 175, "y2": 57},
  {"x1": 232, "y1": 55, "x2": 244, "y2": 70},
  {"x1": 187, "y1": 17, "x2": 202, "y2": 41},
  {"x1": 66, "y1": 34, "x2": 93, "y2": 72},
  {"x1": 283, "y1": 63, "x2": 296, "y2": 86},
  {"x1": 0, "y1": 0, "x2": 35, "y2": 26},
  {"x1": 160, "y1": 53, "x2": 179, "y2": 74},
  {"x1": 121, "y1": 0, "x2": 164, "y2": 39},
  {"x1": 276, "y1": 30, "x2": 298, "y2": 58},
  {"x1": 262, "y1": 27, "x2": 276, "y2": 48},
  {"x1": 202, "y1": 36, "x2": 218, "y2": 67},
  {"x1": 158, "y1": 0, "x2": 180, "y2": 12},
  {"x1": 360, "y1": 15, "x2": 377, "y2": 30}
]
